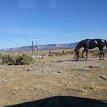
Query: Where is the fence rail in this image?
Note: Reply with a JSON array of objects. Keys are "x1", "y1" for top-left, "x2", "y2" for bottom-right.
[{"x1": 49, "y1": 50, "x2": 74, "y2": 56}]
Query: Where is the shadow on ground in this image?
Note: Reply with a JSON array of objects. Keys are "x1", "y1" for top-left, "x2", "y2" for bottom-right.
[
  {"x1": 57, "y1": 59, "x2": 87, "y2": 63},
  {"x1": 6, "y1": 96, "x2": 107, "y2": 107}
]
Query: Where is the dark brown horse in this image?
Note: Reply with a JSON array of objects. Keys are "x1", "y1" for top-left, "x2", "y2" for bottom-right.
[{"x1": 74, "y1": 39, "x2": 107, "y2": 60}]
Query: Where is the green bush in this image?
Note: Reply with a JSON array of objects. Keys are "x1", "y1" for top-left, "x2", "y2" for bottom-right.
[{"x1": 1, "y1": 54, "x2": 34, "y2": 65}]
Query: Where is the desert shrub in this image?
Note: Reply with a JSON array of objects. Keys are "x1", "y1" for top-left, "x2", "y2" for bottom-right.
[
  {"x1": 1, "y1": 54, "x2": 34, "y2": 65},
  {"x1": 16, "y1": 54, "x2": 34, "y2": 65},
  {"x1": 1, "y1": 55, "x2": 16, "y2": 65}
]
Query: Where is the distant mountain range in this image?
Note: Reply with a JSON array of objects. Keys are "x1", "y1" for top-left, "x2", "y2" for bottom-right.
[{"x1": 0, "y1": 42, "x2": 78, "y2": 52}]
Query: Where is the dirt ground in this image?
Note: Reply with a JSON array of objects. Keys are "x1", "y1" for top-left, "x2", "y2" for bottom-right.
[{"x1": 0, "y1": 53, "x2": 107, "y2": 107}]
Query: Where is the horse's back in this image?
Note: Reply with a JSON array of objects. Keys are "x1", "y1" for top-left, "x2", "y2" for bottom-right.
[
  {"x1": 75, "y1": 39, "x2": 107, "y2": 50},
  {"x1": 79, "y1": 39, "x2": 107, "y2": 49},
  {"x1": 94, "y1": 39, "x2": 107, "y2": 46}
]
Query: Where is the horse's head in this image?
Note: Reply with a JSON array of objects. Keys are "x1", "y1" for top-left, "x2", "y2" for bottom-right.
[{"x1": 74, "y1": 48, "x2": 80, "y2": 59}]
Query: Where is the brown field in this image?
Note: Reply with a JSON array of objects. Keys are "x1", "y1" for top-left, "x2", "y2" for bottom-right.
[{"x1": 0, "y1": 49, "x2": 107, "y2": 107}]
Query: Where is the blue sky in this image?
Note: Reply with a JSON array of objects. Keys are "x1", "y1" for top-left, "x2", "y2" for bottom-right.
[{"x1": 0, "y1": 0, "x2": 107, "y2": 48}]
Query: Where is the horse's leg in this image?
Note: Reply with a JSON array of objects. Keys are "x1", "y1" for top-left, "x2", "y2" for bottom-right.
[
  {"x1": 99, "y1": 50, "x2": 102, "y2": 60},
  {"x1": 102, "y1": 48, "x2": 105, "y2": 60},
  {"x1": 82, "y1": 48, "x2": 88, "y2": 59},
  {"x1": 103, "y1": 51, "x2": 105, "y2": 60},
  {"x1": 85, "y1": 49, "x2": 88, "y2": 60},
  {"x1": 81, "y1": 49, "x2": 86, "y2": 58},
  {"x1": 99, "y1": 47, "x2": 103, "y2": 60},
  {"x1": 100, "y1": 49, "x2": 105, "y2": 60}
]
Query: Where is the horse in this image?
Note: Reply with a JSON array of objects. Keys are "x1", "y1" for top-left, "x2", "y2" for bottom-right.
[{"x1": 74, "y1": 39, "x2": 107, "y2": 60}]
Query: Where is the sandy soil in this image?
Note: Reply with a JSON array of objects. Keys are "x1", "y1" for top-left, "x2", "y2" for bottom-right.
[{"x1": 0, "y1": 54, "x2": 107, "y2": 106}]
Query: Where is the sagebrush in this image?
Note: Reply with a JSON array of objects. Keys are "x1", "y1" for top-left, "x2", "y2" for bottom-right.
[{"x1": 1, "y1": 54, "x2": 34, "y2": 65}]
